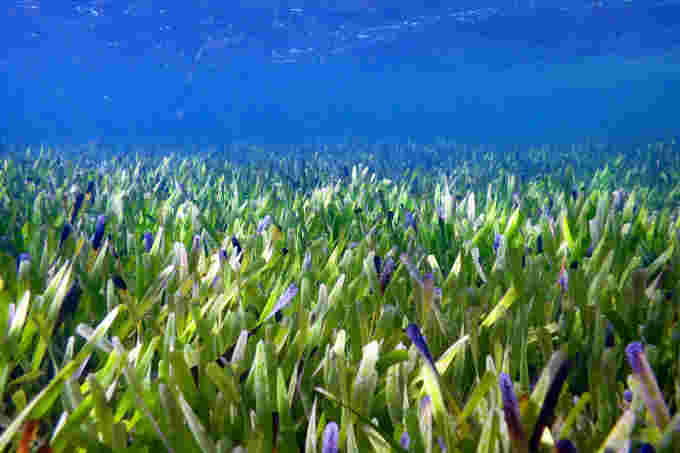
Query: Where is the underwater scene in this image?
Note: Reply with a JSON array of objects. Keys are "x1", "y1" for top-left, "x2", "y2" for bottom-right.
[{"x1": 2, "y1": 1, "x2": 680, "y2": 452}]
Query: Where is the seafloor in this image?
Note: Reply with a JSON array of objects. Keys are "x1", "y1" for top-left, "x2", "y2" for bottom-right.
[{"x1": 0, "y1": 140, "x2": 678, "y2": 452}]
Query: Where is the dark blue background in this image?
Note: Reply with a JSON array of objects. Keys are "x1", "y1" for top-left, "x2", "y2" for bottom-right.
[{"x1": 2, "y1": 1, "x2": 679, "y2": 144}]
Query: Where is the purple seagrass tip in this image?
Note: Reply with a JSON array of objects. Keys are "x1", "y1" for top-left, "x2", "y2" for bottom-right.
[
  {"x1": 639, "y1": 443, "x2": 655, "y2": 453},
  {"x1": 404, "y1": 211, "x2": 417, "y2": 231},
  {"x1": 71, "y1": 192, "x2": 85, "y2": 223},
  {"x1": 373, "y1": 254, "x2": 382, "y2": 275},
  {"x1": 558, "y1": 270, "x2": 568, "y2": 293},
  {"x1": 400, "y1": 431, "x2": 410, "y2": 449},
  {"x1": 604, "y1": 322, "x2": 615, "y2": 348},
  {"x1": 493, "y1": 233, "x2": 502, "y2": 253},
  {"x1": 380, "y1": 257, "x2": 395, "y2": 294},
  {"x1": 623, "y1": 389, "x2": 632, "y2": 403},
  {"x1": 420, "y1": 395, "x2": 432, "y2": 411},
  {"x1": 143, "y1": 232, "x2": 153, "y2": 252},
  {"x1": 322, "y1": 422, "x2": 339, "y2": 453},
  {"x1": 231, "y1": 235, "x2": 242, "y2": 253},
  {"x1": 257, "y1": 215, "x2": 273, "y2": 234},
  {"x1": 59, "y1": 223, "x2": 73, "y2": 247},
  {"x1": 555, "y1": 439, "x2": 577, "y2": 453},
  {"x1": 17, "y1": 252, "x2": 31, "y2": 272},
  {"x1": 264, "y1": 283, "x2": 299, "y2": 323},
  {"x1": 91, "y1": 215, "x2": 107, "y2": 250},
  {"x1": 405, "y1": 323, "x2": 435, "y2": 367},
  {"x1": 625, "y1": 342, "x2": 644, "y2": 374},
  {"x1": 499, "y1": 373, "x2": 519, "y2": 410}
]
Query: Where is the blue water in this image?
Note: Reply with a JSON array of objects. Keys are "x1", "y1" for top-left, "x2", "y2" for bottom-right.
[{"x1": 2, "y1": 1, "x2": 680, "y2": 144}]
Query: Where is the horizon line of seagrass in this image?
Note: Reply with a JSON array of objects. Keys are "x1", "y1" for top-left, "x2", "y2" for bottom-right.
[{"x1": 0, "y1": 140, "x2": 679, "y2": 452}]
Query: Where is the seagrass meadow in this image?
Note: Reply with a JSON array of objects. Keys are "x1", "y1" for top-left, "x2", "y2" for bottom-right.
[{"x1": 1, "y1": 140, "x2": 680, "y2": 452}]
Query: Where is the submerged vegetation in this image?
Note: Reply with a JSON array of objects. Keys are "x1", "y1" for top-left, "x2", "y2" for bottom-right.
[{"x1": 1, "y1": 140, "x2": 680, "y2": 452}]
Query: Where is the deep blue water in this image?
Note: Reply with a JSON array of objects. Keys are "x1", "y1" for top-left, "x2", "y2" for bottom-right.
[{"x1": 2, "y1": 1, "x2": 680, "y2": 145}]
